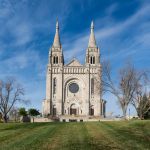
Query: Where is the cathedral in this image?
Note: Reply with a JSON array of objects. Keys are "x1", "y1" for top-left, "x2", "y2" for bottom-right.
[{"x1": 42, "y1": 20, "x2": 106, "y2": 121}]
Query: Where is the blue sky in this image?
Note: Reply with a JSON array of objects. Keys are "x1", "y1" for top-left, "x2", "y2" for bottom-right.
[{"x1": 0, "y1": 0, "x2": 150, "y2": 116}]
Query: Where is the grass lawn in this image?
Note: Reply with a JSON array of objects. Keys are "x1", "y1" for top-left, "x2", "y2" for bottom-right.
[{"x1": 0, "y1": 121, "x2": 150, "y2": 150}]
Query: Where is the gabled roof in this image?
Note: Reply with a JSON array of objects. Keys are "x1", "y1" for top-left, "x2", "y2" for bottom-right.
[{"x1": 66, "y1": 58, "x2": 82, "y2": 67}]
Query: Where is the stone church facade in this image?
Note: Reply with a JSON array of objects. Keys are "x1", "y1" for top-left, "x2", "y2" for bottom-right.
[{"x1": 42, "y1": 20, "x2": 106, "y2": 119}]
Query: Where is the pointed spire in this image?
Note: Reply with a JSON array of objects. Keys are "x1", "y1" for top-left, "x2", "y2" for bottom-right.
[
  {"x1": 53, "y1": 19, "x2": 61, "y2": 48},
  {"x1": 88, "y1": 21, "x2": 97, "y2": 47}
]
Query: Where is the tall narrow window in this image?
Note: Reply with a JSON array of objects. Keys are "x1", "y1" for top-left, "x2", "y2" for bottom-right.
[
  {"x1": 90, "y1": 56, "x2": 95, "y2": 64},
  {"x1": 93, "y1": 56, "x2": 95, "y2": 64},
  {"x1": 53, "y1": 56, "x2": 55, "y2": 64},
  {"x1": 91, "y1": 78, "x2": 94, "y2": 95},
  {"x1": 90, "y1": 57, "x2": 93, "y2": 64},
  {"x1": 56, "y1": 56, "x2": 58, "y2": 64},
  {"x1": 53, "y1": 78, "x2": 56, "y2": 95},
  {"x1": 53, "y1": 56, "x2": 58, "y2": 64}
]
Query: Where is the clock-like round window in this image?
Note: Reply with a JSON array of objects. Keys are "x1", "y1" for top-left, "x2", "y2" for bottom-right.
[{"x1": 69, "y1": 83, "x2": 79, "y2": 93}]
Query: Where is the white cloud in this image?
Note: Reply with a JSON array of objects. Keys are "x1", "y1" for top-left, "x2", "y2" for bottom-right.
[
  {"x1": 12, "y1": 22, "x2": 33, "y2": 46},
  {"x1": 95, "y1": 4, "x2": 150, "y2": 40},
  {"x1": 2, "y1": 50, "x2": 37, "y2": 69},
  {"x1": 105, "y1": 3, "x2": 118, "y2": 15}
]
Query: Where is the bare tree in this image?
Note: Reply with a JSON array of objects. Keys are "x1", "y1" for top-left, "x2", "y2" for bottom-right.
[
  {"x1": 118, "y1": 64, "x2": 141, "y2": 117},
  {"x1": 0, "y1": 78, "x2": 27, "y2": 123},
  {"x1": 9, "y1": 107, "x2": 20, "y2": 122},
  {"x1": 101, "y1": 61, "x2": 146, "y2": 118},
  {"x1": 131, "y1": 73, "x2": 150, "y2": 119},
  {"x1": 133, "y1": 92, "x2": 150, "y2": 119}
]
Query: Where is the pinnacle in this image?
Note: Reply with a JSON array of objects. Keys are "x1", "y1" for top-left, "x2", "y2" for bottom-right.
[
  {"x1": 53, "y1": 19, "x2": 61, "y2": 48},
  {"x1": 88, "y1": 21, "x2": 97, "y2": 47}
]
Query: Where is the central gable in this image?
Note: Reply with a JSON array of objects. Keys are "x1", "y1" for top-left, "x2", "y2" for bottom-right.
[{"x1": 66, "y1": 58, "x2": 82, "y2": 67}]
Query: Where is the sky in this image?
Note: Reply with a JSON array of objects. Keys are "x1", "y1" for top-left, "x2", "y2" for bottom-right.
[{"x1": 0, "y1": 0, "x2": 150, "y2": 116}]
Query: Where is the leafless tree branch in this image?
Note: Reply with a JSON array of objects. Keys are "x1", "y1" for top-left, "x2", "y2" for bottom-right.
[{"x1": 0, "y1": 78, "x2": 29, "y2": 123}]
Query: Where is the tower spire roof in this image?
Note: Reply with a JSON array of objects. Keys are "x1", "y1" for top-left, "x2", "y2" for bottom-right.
[
  {"x1": 88, "y1": 21, "x2": 97, "y2": 47},
  {"x1": 53, "y1": 19, "x2": 61, "y2": 48}
]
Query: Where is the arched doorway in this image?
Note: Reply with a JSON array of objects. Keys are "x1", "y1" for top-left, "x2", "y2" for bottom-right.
[
  {"x1": 70, "y1": 104, "x2": 78, "y2": 115},
  {"x1": 53, "y1": 105, "x2": 56, "y2": 116},
  {"x1": 90, "y1": 105, "x2": 94, "y2": 116}
]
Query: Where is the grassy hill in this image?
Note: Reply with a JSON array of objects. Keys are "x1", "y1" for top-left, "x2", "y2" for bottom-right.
[{"x1": 0, "y1": 121, "x2": 149, "y2": 150}]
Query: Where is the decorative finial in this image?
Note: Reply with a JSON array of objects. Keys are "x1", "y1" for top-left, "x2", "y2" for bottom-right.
[
  {"x1": 56, "y1": 17, "x2": 59, "y2": 29},
  {"x1": 91, "y1": 21, "x2": 94, "y2": 29}
]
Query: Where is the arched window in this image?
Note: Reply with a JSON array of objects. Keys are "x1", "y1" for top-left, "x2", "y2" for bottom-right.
[
  {"x1": 90, "y1": 57, "x2": 93, "y2": 64},
  {"x1": 53, "y1": 56, "x2": 55, "y2": 64},
  {"x1": 91, "y1": 78, "x2": 94, "y2": 95},
  {"x1": 93, "y1": 56, "x2": 95, "y2": 64},
  {"x1": 56, "y1": 56, "x2": 58, "y2": 64},
  {"x1": 90, "y1": 56, "x2": 95, "y2": 64},
  {"x1": 53, "y1": 78, "x2": 56, "y2": 95},
  {"x1": 53, "y1": 56, "x2": 58, "y2": 64}
]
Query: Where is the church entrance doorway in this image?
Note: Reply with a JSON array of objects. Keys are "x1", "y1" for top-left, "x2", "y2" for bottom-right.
[
  {"x1": 90, "y1": 105, "x2": 94, "y2": 116},
  {"x1": 53, "y1": 105, "x2": 56, "y2": 116},
  {"x1": 70, "y1": 108, "x2": 77, "y2": 115},
  {"x1": 70, "y1": 104, "x2": 78, "y2": 115}
]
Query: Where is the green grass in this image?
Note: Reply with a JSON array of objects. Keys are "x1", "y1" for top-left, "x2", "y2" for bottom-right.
[{"x1": 0, "y1": 121, "x2": 150, "y2": 150}]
